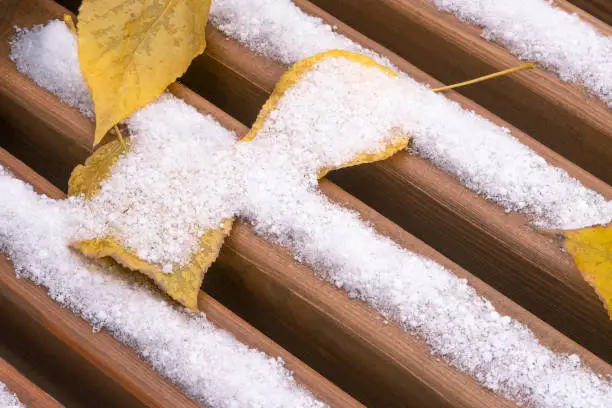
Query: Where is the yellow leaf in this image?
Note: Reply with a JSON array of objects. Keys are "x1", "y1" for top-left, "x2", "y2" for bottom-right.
[
  {"x1": 561, "y1": 224, "x2": 612, "y2": 318},
  {"x1": 63, "y1": 14, "x2": 76, "y2": 36},
  {"x1": 69, "y1": 140, "x2": 231, "y2": 310},
  {"x1": 68, "y1": 50, "x2": 409, "y2": 309},
  {"x1": 68, "y1": 139, "x2": 127, "y2": 198},
  {"x1": 245, "y1": 49, "x2": 410, "y2": 178},
  {"x1": 77, "y1": 0, "x2": 211, "y2": 146}
]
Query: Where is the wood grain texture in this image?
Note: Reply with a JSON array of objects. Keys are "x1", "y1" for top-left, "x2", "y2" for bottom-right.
[
  {"x1": 0, "y1": 358, "x2": 62, "y2": 407},
  {"x1": 166, "y1": 0, "x2": 612, "y2": 359},
  {"x1": 2, "y1": 4, "x2": 612, "y2": 407},
  {"x1": 309, "y1": 0, "x2": 612, "y2": 185}
]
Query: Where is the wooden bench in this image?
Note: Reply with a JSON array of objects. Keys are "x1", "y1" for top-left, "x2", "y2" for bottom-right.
[{"x1": 1, "y1": 0, "x2": 611, "y2": 406}]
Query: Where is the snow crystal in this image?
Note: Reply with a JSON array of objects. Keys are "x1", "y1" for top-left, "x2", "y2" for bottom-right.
[
  {"x1": 429, "y1": 0, "x2": 612, "y2": 106},
  {"x1": 7, "y1": 21, "x2": 612, "y2": 408},
  {"x1": 208, "y1": 0, "x2": 612, "y2": 230},
  {"x1": 0, "y1": 382, "x2": 25, "y2": 408},
  {"x1": 0, "y1": 167, "x2": 325, "y2": 408}
]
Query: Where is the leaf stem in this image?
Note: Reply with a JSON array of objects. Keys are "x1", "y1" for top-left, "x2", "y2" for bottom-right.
[
  {"x1": 432, "y1": 63, "x2": 536, "y2": 93},
  {"x1": 114, "y1": 125, "x2": 127, "y2": 151}
]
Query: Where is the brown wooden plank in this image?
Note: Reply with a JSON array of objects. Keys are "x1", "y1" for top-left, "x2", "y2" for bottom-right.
[
  {"x1": 163, "y1": 0, "x2": 612, "y2": 360},
  {"x1": 569, "y1": 0, "x2": 612, "y2": 27},
  {"x1": 2, "y1": 5, "x2": 612, "y2": 408},
  {"x1": 308, "y1": 0, "x2": 612, "y2": 185},
  {"x1": 0, "y1": 358, "x2": 62, "y2": 408}
]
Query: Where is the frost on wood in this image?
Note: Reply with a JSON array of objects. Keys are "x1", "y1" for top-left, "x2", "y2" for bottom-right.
[
  {"x1": 8, "y1": 21, "x2": 612, "y2": 408},
  {"x1": 429, "y1": 0, "x2": 612, "y2": 106},
  {"x1": 0, "y1": 382, "x2": 25, "y2": 408}
]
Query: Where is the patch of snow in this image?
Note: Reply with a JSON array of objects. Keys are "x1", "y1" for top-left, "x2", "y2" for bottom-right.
[
  {"x1": 430, "y1": 0, "x2": 612, "y2": 106},
  {"x1": 10, "y1": 21, "x2": 93, "y2": 118},
  {"x1": 210, "y1": 0, "x2": 394, "y2": 68},
  {"x1": 207, "y1": 0, "x2": 612, "y2": 230},
  {"x1": 0, "y1": 382, "x2": 25, "y2": 408},
  {"x1": 0, "y1": 167, "x2": 325, "y2": 408}
]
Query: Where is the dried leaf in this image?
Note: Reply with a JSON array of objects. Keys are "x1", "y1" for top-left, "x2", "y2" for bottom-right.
[
  {"x1": 63, "y1": 14, "x2": 76, "y2": 35},
  {"x1": 68, "y1": 50, "x2": 409, "y2": 309},
  {"x1": 245, "y1": 49, "x2": 410, "y2": 178},
  {"x1": 77, "y1": 0, "x2": 211, "y2": 146},
  {"x1": 68, "y1": 139, "x2": 127, "y2": 198},
  {"x1": 69, "y1": 140, "x2": 231, "y2": 310},
  {"x1": 561, "y1": 224, "x2": 612, "y2": 318}
]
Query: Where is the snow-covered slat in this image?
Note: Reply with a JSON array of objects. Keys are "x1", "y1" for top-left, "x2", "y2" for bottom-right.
[
  {"x1": 0, "y1": 150, "x2": 199, "y2": 408},
  {"x1": 0, "y1": 358, "x2": 61, "y2": 408},
  {"x1": 0, "y1": 147, "x2": 355, "y2": 408},
  {"x1": 309, "y1": 0, "x2": 612, "y2": 185},
  {"x1": 166, "y1": 0, "x2": 612, "y2": 361},
  {"x1": 7, "y1": 88, "x2": 612, "y2": 406}
]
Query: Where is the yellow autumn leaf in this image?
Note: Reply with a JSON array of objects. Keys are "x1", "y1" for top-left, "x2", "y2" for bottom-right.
[
  {"x1": 69, "y1": 140, "x2": 232, "y2": 310},
  {"x1": 77, "y1": 0, "x2": 211, "y2": 146},
  {"x1": 561, "y1": 224, "x2": 612, "y2": 318},
  {"x1": 246, "y1": 49, "x2": 410, "y2": 178}
]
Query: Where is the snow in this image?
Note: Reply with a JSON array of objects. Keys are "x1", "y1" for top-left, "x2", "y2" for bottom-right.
[
  {"x1": 12, "y1": 20, "x2": 611, "y2": 241},
  {"x1": 207, "y1": 0, "x2": 612, "y2": 230},
  {"x1": 429, "y1": 0, "x2": 612, "y2": 106},
  {"x1": 210, "y1": 0, "x2": 393, "y2": 68},
  {"x1": 10, "y1": 21, "x2": 93, "y2": 118},
  {"x1": 75, "y1": 98, "x2": 241, "y2": 270},
  {"x1": 6, "y1": 21, "x2": 612, "y2": 408},
  {"x1": 0, "y1": 382, "x2": 25, "y2": 408},
  {"x1": 0, "y1": 167, "x2": 325, "y2": 408}
]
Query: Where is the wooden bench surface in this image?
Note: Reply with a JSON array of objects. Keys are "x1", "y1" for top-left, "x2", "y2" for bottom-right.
[
  {"x1": 308, "y1": 0, "x2": 612, "y2": 185},
  {"x1": 178, "y1": 0, "x2": 612, "y2": 360},
  {"x1": 1, "y1": 0, "x2": 611, "y2": 407}
]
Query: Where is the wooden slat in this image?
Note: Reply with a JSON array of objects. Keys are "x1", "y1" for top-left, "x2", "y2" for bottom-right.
[
  {"x1": 308, "y1": 0, "x2": 612, "y2": 185},
  {"x1": 0, "y1": 358, "x2": 62, "y2": 408},
  {"x1": 2, "y1": 3, "x2": 612, "y2": 408},
  {"x1": 169, "y1": 0, "x2": 612, "y2": 359},
  {"x1": 0, "y1": 145, "x2": 358, "y2": 408},
  {"x1": 569, "y1": 0, "x2": 612, "y2": 27}
]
